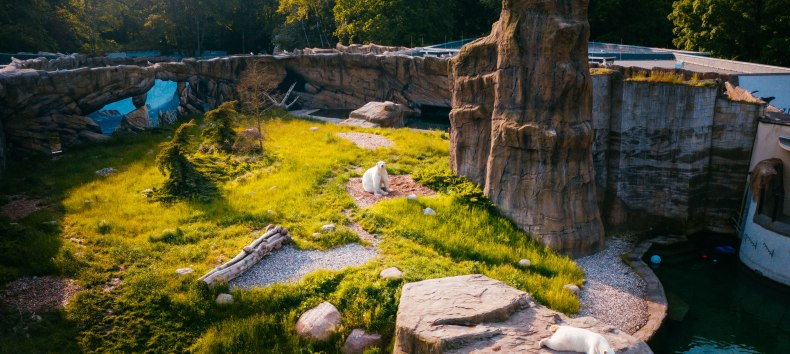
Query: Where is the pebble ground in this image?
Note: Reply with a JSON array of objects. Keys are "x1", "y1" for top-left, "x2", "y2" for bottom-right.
[
  {"x1": 574, "y1": 237, "x2": 649, "y2": 334},
  {"x1": 230, "y1": 244, "x2": 377, "y2": 289}
]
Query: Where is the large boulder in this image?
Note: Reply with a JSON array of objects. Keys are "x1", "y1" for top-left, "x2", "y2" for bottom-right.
[
  {"x1": 295, "y1": 302, "x2": 342, "y2": 341},
  {"x1": 115, "y1": 106, "x2": 151, "y2": 133},
  {"x1": 449, "y1": 0, "x2": 603, "y2": 256},
  {"x1": 393, "y1": 274, "x2": 651, "y2": 353},
  {"x1": 349, "y1": 101, "x2": 409, "y2": 128}
]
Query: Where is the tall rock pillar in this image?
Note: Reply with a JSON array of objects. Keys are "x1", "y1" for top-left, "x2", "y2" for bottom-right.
[{"x1": 450, "y1": 0, "x2": 603, "y2": 256}]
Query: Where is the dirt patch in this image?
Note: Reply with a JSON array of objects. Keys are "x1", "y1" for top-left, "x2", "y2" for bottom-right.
[
  {"x1": 336, "y1": 132, "x2": 394, "y2": 150},
  {"x1": 1, "y1": 198, "x2": 43, "y2": 219},
  {"x1": 1, "y1": 276, "x2": 81, "y2": 313},
  {"x1": 347, "y1": 175, "x2": 436, "y2": 208}
]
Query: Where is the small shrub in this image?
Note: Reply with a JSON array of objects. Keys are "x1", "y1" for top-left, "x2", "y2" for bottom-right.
[
  {"x1": 201, "y1": 101, "x2": 239, "y2": 154},
  {"x1": 149, "y1": 228, "x2": 187, "y2": 244},
  {"x1": 97, "y1": 220, "x2": 111, "y2": 234},
  {"x1": 155, "y1": 121, "x2": 218, "y2": 202}
]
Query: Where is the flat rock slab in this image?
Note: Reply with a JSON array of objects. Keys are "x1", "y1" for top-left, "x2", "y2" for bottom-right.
[
  {"x1": 347, "y1": 175, "x2": 436, "y2": 208},
  {"x1": 394, "y1": 274, "x2": 652, "y2": 354}
]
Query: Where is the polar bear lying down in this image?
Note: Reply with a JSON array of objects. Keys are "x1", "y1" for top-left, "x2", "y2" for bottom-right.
[
  {"x1": 362, "y1": 161, "x2": 390, "y2": 196},
  {"x1": 538, "y1": 325, "x2": 615, "y2": 354}
]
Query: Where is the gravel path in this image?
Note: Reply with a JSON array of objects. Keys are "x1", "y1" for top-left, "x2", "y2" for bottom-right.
[
  {"x1": 229, "y1": 244, "x2": 377, "y2": 289},
  {"x1": 336, "y1": 132, "x2": 393, "y2": 150},
  {"x1": 574, "y1": 237, "x2": 649, "y2": 335},
  {"x1": 1, "y1": 276, "x2": 81, "y2": 313}
]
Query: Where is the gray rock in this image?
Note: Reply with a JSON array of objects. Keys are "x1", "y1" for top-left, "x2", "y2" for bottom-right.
[
  {"x1": 379, "y1": 267, "x2": 403, "y2": 279},
  {"x1": 215, "y1": 293, "x2": 234, "y2": 305},
  {"x1": 79, "y1": 130, "x2": 111, "y2": 143},
  {"x1": 423, "y1": 208, "x2": 436, "y2": 216},
  {"x1": 406, "y1": 194, "x2": 418, "y2": 201},
  {"x1": 116, "y1": 106, "x2": 152, "y2": 133},
  {"x1": 342, "y1": 329, "x2": 383, "y2": 354},
  {"x1": 393, "y1": 274, "x2": 651, "y2": 354},
  {"x1": 310, "y1": 126, "x2": 320, "y2": 132},
  {"x1": 175, "y1": 268, "x2": 194, "y2": 276},
  {"x1": 95, "y1": 167, "x2": 118, "y2": 177},
  {"x1": 564, "y1": 284, "x2": 581, "y2": 297},
  {"x1": 295, "y1": 302, "x2": 341, "y2": 341},
  {"x1": 518, "y1": 259, "x2": 531, "y2": 267},
  {"x1": 349, "y1": 101, "x2": 409, "y2": 128},
  {"x1": 338, "y1": 118, "x2": 380, "y2": 129},
  {"x1": 322, "y1": 224, "x2": 336, "y2": 232}
]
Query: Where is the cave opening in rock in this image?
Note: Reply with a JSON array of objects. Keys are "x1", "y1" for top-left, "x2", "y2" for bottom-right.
[
  {"x1": 87, "y1": 80, "x2": 184, "y2": 134},
  {"x1": 407, "y1": 105, "x2": 451, "y2": 131}
]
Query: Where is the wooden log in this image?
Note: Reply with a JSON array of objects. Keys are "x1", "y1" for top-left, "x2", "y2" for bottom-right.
[{"x1": 247, "y1": 228, "x2": 281, "y2": 251}]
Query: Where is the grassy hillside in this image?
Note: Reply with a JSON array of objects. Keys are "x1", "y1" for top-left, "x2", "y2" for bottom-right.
[{"x1": 0, "y1": 114, "x2": 582, "y2": 353}]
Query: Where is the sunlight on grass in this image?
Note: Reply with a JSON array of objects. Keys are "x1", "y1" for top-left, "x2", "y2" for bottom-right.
[{"x1": 1, "y1": 115, "x2": 582, "y2": 353}]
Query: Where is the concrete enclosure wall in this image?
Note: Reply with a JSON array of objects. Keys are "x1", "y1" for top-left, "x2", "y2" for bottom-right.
[{"x1": 592, "y1": 73, "x2": 762, "y2": 235}]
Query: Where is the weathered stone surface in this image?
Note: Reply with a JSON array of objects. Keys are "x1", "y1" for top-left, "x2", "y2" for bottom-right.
[
  {"x1": 175, "y1": 267, "x2": 194, "y2": 275},
  {"x1": 563, "y1": 284, "x2": 581, "y2": 297},
  {"x1": 349, "y1": 101, "x2": 408, "y2": 128},
  {"x1": 215, "y1": 293, "x2": 234, "y2": 305},
  {"x1": 342, "y1": 329, "x2": 383, "y2": 354},
  {"x1": 295, "y1": 302, "x2": 341, "y2": 341},
  {"x1": 116, "y1": 106, "x2": 151, "y2": 133},
  {"x1": 450, "y1": 0, "x2": 604, "y2": 256},
  {"x1": 132, "y1": 92, "x2": 148, "y2": 108},
  {"x1": 339, "y1": 118, "x2": 380, "y2": 128},
  {"x1": 335, "y1": 43, "x2": 409, "y2": 55},
  {"x1": 394, "y1": 274, "x2": 651, "y2": 354},
  {"x1": 379, "y1": 267, "x2": 403, "y2": 279}
]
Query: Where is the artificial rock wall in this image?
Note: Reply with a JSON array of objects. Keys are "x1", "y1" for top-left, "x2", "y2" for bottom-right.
[
  {"x1": 591, "y1": 72, "x2": 762, "y2": 235},
  {"x1": 0, "y1": 52, "x2": 448, "y2": 157},
  {"x1": 450, "y1": 0, "x2": 604, "y2": 256}
]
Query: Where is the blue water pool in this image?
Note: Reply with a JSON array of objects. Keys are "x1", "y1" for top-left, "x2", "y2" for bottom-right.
[{"x1": 647, "y1": 244, "x2": 790, "y2": 353}]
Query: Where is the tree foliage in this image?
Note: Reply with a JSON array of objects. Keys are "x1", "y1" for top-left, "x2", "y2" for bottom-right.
[
  {"x1": 3, "y1": 0, "x2": 789, "y2": 67},
  {"x1": 669, "y1": 0, "x2": 790, "y2": 66},
  {"x1": 201, "y1": 101, "x2": 239, "y2": 154},
  {"x1": 333, "y1": 0, "x2": 498, "y2": 46},
  {"x1": 589, "y1": 0, "x2": 675, "y2": 48},
  {"x1": 156, "y1": 120, "x2": 217, "y2": 201}
]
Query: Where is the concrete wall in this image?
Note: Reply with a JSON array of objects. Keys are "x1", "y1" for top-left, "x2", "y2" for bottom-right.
[
  {"x1": 740, "y1": 197, "x2": 790, "y2": 286},
  {"x1": 592, "y1": 73, "x2": 762, "y2": 235}
]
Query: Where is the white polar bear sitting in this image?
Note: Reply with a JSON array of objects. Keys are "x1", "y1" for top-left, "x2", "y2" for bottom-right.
[
  {"x1": 362, "y1": 161, "x2": 390, "y2": 196},
  {"x1": 538, "y1": 325, "x2": 615, "y2": 354}
]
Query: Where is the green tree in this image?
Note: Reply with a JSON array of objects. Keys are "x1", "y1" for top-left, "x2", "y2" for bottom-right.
[
  {"x1": 0, "y1": 0, "x2": 92, "y2": 53},
  {"x1": 589, "y1": 0, "x2": 675, "y2": 48},
  {"x1": 333, "y1": 0, "x2": 493, "y2": 46},
  {"x1": 156, "y1": 120, "x2": 216, "y2": 201},
  {"x1": 201, "y1": 101, "x2": 239, "y2": 153},
  {"x1": 277, "y1": 0, "x2": 336, "y2": 48},
  {"x1": 670, "y1": 0, "x2": 790, "y2": 66}
]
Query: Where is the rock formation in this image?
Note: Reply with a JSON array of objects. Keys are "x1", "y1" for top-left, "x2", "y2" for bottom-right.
[
  {"x1": 450, "y1": 0, "x2": 604, "y2": 255},
  {"x1": 393, "y1": 275, "x2": 651, "y2": 353},
  {"x1": 295, "y1": 302, "x2": 341, "y2": 341},
  {"x1": 349, "y1": 101, "x2": 409, "y2": 128},
  {"x1": 0, "y1": 52, "x2": 447, "y2": 157}
]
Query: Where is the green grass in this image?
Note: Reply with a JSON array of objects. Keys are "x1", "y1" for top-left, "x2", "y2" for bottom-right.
[
  {"x1": 0, "y1": 114, "x2": 582, "y2": 353},
  {"x1": 626, "y1": 71, "x2": 718, "y2": 87}
]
